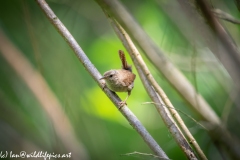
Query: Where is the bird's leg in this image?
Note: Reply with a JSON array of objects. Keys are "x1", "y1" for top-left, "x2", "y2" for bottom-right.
[{"x1": 118, "y1": 91, "x2": 131, "y2": 109}]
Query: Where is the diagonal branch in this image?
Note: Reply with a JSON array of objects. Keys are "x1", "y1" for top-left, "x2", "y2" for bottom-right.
[
  {"x1": 212, "y1": 9, "x2": 240, "y2": 24},
  {"x1": 35, "y1": 0, "x2": 168, "y2": 159}
]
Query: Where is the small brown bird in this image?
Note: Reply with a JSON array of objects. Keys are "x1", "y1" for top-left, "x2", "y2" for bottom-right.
[{"x1": 100, "y1": 50, "x2": 136, "y2": 107}]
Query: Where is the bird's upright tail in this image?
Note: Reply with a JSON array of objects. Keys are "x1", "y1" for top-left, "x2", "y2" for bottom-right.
[{"x1": 118, "y1": 50, "x2": 132, "y2": 72}]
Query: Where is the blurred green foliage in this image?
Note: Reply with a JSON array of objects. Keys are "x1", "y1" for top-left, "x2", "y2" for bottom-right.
[{"x1": 0, "y1": 0, "x2": 239, "y2": 160}]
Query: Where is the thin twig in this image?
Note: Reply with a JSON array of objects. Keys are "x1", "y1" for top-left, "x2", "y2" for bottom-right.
[
  {"x1": 142, "y1": 102, "x2": 207, "y2": 130},
  {"x1": 120, "y1": 151, "x2": 171, "y2": 160},
  {"x1": 212, "y1": 9, "x2": 240, "y2": 24},
  {"x1": 35, "y1": 0, "x2": 168, "y2": 159}
]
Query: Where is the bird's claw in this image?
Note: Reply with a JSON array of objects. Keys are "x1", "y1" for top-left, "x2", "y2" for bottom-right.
[{"x1": 118, "y1": 101, "x2": 127, "y2": 109}]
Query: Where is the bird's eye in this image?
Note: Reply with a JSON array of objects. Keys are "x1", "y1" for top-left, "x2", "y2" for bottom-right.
[{"x1": 109, "y1": 74, "x2": 113, "y2": 78}]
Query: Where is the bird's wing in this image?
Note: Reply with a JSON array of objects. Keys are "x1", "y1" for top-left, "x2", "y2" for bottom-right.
[{"x1": 120, "y1": 70, "x2": 136, "y2": 86}]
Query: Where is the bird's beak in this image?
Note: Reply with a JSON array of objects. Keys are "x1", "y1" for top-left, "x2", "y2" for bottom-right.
[{"x1": 99, "y1": 76, "x2": 106, "y2": 80}]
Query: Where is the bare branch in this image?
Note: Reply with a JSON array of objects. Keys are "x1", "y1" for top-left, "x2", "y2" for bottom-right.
[
  {"x1": 35, "y1": 0, "x2": 168, "y2": 159},
  {"x1": 142, "y1": 102, "x2": 207, "y2": 131},
  {"x1": 212, "y1": 9, "x2": 240, "y2": 24}
]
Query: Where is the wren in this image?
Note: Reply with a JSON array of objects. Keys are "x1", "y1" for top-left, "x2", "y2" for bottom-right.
[{"x1": 100, "y1": 50, "x2": 136, "y2": 107}]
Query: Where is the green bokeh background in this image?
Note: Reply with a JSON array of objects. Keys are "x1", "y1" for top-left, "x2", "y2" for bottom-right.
[{"x1": 0, "y1": 0, "x2": 239, "y2": 159}]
